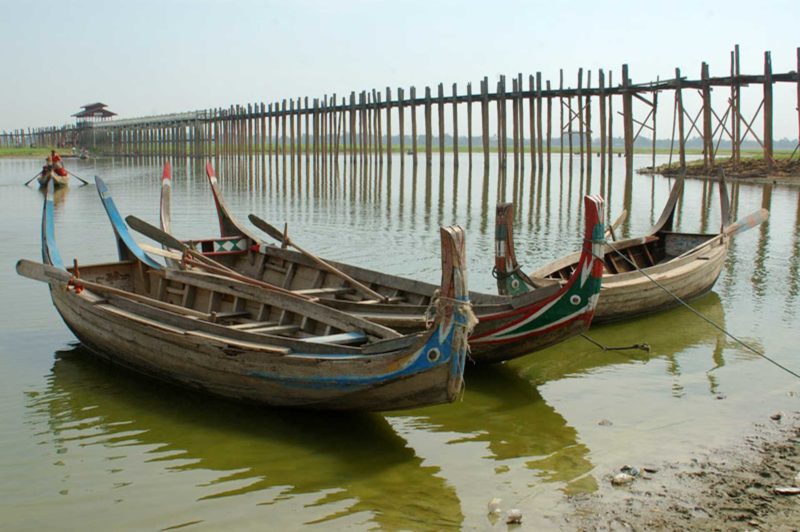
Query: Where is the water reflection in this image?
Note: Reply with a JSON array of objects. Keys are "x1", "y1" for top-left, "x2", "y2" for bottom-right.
[
  {"x1": 392, "y1": 364, "x2": 596, "y2": 495},
  {"x1": 33, "y1": 347, "x2": 462, "y2": 530},
  {"x1": 514, "y1": 292, "x2": 728, "y2": 397}
]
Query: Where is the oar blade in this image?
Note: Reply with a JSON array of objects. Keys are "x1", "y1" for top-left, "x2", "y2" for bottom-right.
[
  {"x1": 248, "y1": 214, "x2": 287, "y2": 243},
  {"x1": 126, "y1": 215, "x2": 186, "y2": 251},
  {"x1": 725, "y1": 209, "x2": 769, "y2": 238}
]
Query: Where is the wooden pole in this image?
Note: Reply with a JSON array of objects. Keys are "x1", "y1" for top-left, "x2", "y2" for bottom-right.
[
  {"x1": 467, "y1": 82, "x2": 473, "y2": 167},
  {"x1": 512, "y1": 77, "x2": 520, "y2": 181},
  {"x1": 386, "y1": 87, "x2": 393, "y2": 162},
  {"x1": 622, "y1": 64, "x2": 634, "y2": 180},
  {"x1": 536, "y1": 72, "x2": 544, "y2": 176},
  {"x1": 452, "y1": 82, "x2": 459, "y2": 167},
  {"x1": 411, "y1": 86, "x2": 418, "y2": 165},
  {"x1": 585, "y1": 70, "x2": 592, "y2": 179},
  {"x1": 398, "y1": 87, "x2": 405, "y2": 163},
  {"x1": 763, "y1": 51, "x2": 774, "y2": 171},
  {"x1": 675, "y1": 68, "x2": 686, "y2": 172},
  {"x1": 731, "y1": 47, "x2": 739, "y2": 167},
  {"x1": 529, "y1": 74, "x2": 536, "y2": 172},
  {"x1": 481, "y1": 77, "x2": 489, "y2": 172},
  {"x1": 599, "y1": 69, "x2": 607, "y2": 182},
  {"x1": 608, "y1": 71, "x2": 614, "y2": 177},
  {"x1": 559, "y1": 70, "x2": 564, "y2": 174},
  {"x1": 546, "y1": 79, "x2": 552, "y2": 175},
  {"x1": 425, "y1": 86, "x2": 433, "y2": 166},
  {"x1": 701, "y1": 62, "x2": 714, "y2": 171},
  {"x1": 577, "y1": 68, "x2": 585, "y2": 176},
  {"x1": 304, "y1": 97, "x2": 310, "y2": 179},
  {"x1": 437, "y1": 83, "x2": 445, "y2": 167},
  {"x1": 497, "y1": 76, "x2": 506, "y2": 185},
  {"x1": 517, "y1": 73, "x2": 524, "y2": 179}
]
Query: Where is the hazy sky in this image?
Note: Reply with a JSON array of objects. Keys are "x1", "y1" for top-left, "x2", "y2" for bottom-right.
[{"x1": 2, "y1": 0, "x2": 798, "y2": 138}]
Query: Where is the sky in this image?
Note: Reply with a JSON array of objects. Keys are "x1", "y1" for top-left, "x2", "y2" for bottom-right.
[{"x1": 2, "y1": 0, "x2": 798, "y2": 138}]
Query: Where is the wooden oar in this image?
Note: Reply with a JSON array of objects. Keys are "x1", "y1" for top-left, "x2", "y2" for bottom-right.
[
  {"x1": 24, "y1": 171, "x2": 43, "y2": 186},
  {"x1": 66, "y1": 170, "x2": 90, "y2": 186},
  {"x1": 125, "y1": 215, "x2": 316, "y2": 301},
  {"x1": 605, "y1": 209, "x2": 627, "y2": 240},
  {"x1": 675, "y1": 208, "x2": 769, "y2": 260},
  {"x1": 248, "y1": 213, "x2": 389, "y2": 303}
]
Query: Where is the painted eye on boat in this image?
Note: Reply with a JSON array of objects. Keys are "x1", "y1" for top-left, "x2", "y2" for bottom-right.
[
  {"x1": 427, "y1": 348, "x2": 441, "y2": 363},
  {"x1": 511, "y1": 279, "x2": 520, "y2": 290},
  {"x1": 570, "y1": 295, "x2": 581, "y2": 306}
]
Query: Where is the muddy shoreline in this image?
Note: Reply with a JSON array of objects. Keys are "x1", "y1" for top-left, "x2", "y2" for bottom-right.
[
  {"x1": 639, "y1": 157, "x2": 800, "y2": 188},
  {"x1": 565, "y1": 411, "x2": 800, "y2": 531}
]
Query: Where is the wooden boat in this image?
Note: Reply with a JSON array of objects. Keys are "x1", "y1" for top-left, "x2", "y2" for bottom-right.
[
  {"x1": 497, "y1": 175, "x2": 767, "y2": 323},
  {"x1": 16, "y1": 178, "x2": 473, "y2": 411},
  {"x1": 37, "y1": 168, "x2": 69, "y2": 188},
  {"x1": 143, "y1": 163, "x2": 606, "y2": 364}
]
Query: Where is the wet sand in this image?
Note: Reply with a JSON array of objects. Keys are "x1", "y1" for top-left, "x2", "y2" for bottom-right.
[{"x1": 566, "y1": 411, "x2": 800, "y2": 531}]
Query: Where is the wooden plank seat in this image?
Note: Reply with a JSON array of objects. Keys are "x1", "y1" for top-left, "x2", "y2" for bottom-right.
[
  {"x1": 303, "y1": 331, "x2": 369, "y2": 345},
  {"x1": 292, "y1": 287, "x2": 355, "y2": 297},
  {"x1": 248, "y1": 324, "x2": 300, "y2": 334},
  {"x1": 228, "y1": 320, "x2": 278, "y2": 330},
  {"x1": 360, "y1": 295, "x2": 407, "y2": 304},
  {"x1": 210, "y1": 310, "x2": 251, "y2": 322}
]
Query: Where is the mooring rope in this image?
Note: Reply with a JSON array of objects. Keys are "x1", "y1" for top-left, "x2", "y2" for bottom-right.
[
  {"x1": 424, "y1": 289, "x2": 478, "y2": 336},
  {"x1": 580, "y1": 333, "x2": 651, "y2": 353},
  {"x1": 604, "y1": 240, "x2": 800, "y2": 380}
]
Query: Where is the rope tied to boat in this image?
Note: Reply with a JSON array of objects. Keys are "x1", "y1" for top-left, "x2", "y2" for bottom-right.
[
  {"x1": 424, "y1": 289, "x2": 478, "y2": 348},
  {"x1": 605, "y1": 240, "x2": 800, "y2": 381},
  {"x1": 491, "y1": 265, "x2": 538, "y2": 290},
  {"x1": 67, "y1": 259, "x2": 84, "y2": 294}
]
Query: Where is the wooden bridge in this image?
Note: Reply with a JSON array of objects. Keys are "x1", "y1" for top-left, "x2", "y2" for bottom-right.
[{"x1": 3, "y1": 46, "x2": 799, "y2": 185}]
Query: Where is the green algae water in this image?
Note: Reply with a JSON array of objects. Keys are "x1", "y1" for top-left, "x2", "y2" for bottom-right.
[{"x1": 1, "y1": 154, "x2": 798, "y2": 529}]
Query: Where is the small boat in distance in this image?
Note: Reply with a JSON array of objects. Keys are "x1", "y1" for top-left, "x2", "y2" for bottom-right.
[
  {"x1": 141, "y1": 162, "x2": 606, "y2": 364},
  {"x1": 496, "y1": 174, "x2": 768, "y2": 323},
  {"x1": 16, "y1": 178, "x2": 473, "y2": 411}
]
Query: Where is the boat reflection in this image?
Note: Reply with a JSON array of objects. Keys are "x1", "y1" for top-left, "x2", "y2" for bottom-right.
[
  {"x1": 388, "y1": 363, "x2": 597, "y2": 496},
  {"x1": 513, "y1": 291, "x2": 729, "y2": 396},
  {"x1": 34, "y1": 348, "x2": 463, "y2": 529},
  {"x1": 39, "y1": 183, "x2": 69, "y2": 208}
]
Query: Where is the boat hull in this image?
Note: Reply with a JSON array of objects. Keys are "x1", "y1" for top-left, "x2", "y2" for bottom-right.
[
  {"x1": 593, "y1": 238, "x2": 728, "y2": 323},
  {"x1": 531, "y1": 235, "x2": 728, "y2": 324},
  {"x1": 48, "y1": 283, "x2": 464, "y2": 411}
]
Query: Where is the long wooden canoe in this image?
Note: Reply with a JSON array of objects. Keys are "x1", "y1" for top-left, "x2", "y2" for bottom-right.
[
  {"x1": 499, "y1": 175, "x2": 764, "y2": 323},
  {"x1": 149, "y1": 163, "x2": 605, "y2": 364},
  {"x1": 17, "y1": 178, "x2": 472, "y2": 411}
]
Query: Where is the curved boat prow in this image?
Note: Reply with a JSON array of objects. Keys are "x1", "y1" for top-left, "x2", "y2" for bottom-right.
[
  {"x1": 41, "y1": 179, "x2": 65, "y2": 269},
  {"x1": 159, "y1": 162, "x2": 179, "y2": 268},
  {"x1": 205, "y1": 162, "x2": 260, "y2": 242},
  {"x1": 95, "y1": 177, "x2": 161, "y2": 269},
  {"x1": 160, "y1": 161, "x2": 172, "y2": 234},
  {"x1": 650, "y1": 172, "x2": 685, "y2": 234},
  {"x1": 437, "y1": 225, "x2": 471, "y2": 399},
  {"x1": 494, "y1": 202, "x2": 535, "y2": 296}
]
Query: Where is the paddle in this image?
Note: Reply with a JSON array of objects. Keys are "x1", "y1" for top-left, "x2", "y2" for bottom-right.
[
  {"x1": 674, "y1": 208, "x2": 769, "y2": 260},
  {"x1": 605, "y1": 209, "x2": 627, "y2": 240},
  {"x1": 248, "y1": 213, "x2": 389, "y2": 303},
  {"x1": 24, "y1": 171, "x2": 43, "y2": 187},
  {"x1": 66, "y1": 170, "x2": 90, "y2": 186},
  {"x1": 125, "y1": 215, "x2": 315, "y2": 301}
]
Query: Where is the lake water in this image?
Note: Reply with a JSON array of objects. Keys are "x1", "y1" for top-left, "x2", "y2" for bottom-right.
[{"x1": 1, "y1": 154, "x2": 798, "y2": 530}]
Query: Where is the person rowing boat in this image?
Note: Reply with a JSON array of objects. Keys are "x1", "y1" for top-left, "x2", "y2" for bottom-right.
[{"x1": 37, "y1": 150, "x2": 69, "y2": 188}]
